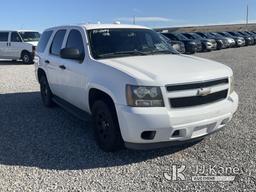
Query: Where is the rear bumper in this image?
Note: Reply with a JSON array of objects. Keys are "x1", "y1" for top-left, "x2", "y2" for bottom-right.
[{"x1": 116, "y1": 92, "x2": 238, "y2": 149}]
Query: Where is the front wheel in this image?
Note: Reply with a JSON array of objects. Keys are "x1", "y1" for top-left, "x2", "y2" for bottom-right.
[
  {"x1": 92, "y1": 101, "x2": 124, "y2": 152},
  {"x1": 21, "y1": 51, "x2": 33, "y2": 64}
]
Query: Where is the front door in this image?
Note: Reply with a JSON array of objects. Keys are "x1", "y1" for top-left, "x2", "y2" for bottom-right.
[
  {"x1": 56, "y1": 28, "x2": 87, "y2": 110},
  {"x1": 8, "y1": 32, "x2": 23, "y2": 59}
]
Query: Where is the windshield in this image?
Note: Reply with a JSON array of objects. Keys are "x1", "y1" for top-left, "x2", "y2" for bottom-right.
[
  {"x1": 205, "y1": 33, "x2": 215, "y2": 38},
  {"x1": 191, "y1": 33, "x2": 204, "y2": 39},
  {"x1": 222, "y1": 32, "x2": 233, "y2": 37},
  {"x1": 211, "y1": 32, "x2": 224, "y2": 38},
  {"x1": 88, "y1": 28, "x2": 178, "y2": 59},
  {"x1": 19, "y1": 32, "x2": 40, "y2": 42},
  {"x1": 232, "y1": 32, "x2": 242, "y2": 36},
  {"x1": 174, "y1": 33, "x2": 189, "y2": 40}
]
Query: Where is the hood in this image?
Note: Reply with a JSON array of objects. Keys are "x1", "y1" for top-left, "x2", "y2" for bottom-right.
[
  {"x1": 25, "y1": 41, "x2": 38, "y2": 46},
  {"x1": 202, "y1": 39, "x2": 216, "y2": 43},
  {"x1": 100, "y1": 54, "x2": 232, "y2": 86},
  {"x1": 181, "y1": 39, "x2": 196, "y2": 44}
]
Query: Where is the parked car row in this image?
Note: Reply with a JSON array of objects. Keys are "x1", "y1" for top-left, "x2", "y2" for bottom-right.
[{"x1": 160, "y1": 30, "x2": 256, "y2": 54}]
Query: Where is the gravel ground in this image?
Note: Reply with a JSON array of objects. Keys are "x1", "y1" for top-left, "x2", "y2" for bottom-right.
[{"x1": 0, "y1": 46, "x2": 255, "y2": 192}]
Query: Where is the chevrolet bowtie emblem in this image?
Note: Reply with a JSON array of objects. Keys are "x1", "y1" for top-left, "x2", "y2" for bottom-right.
[{"x1": 197, "y1": 88, "x2": 211, "y2": 96}]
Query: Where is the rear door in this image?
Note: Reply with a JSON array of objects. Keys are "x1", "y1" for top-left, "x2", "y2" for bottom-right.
[
  {"x1": 45, "y1": 29, "x2": 67, "y2": 97},
  {"x1": 0, "y1": 32, "x2": 10, "y2": 59}
]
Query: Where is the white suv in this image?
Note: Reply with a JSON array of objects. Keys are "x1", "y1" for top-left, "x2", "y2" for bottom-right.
[
  {"x1": 0, "y1": 30, "x2": 40, "y2": 64},
  {"x1": 35, "y1": 24, "x2": 239, "y2": 152}
]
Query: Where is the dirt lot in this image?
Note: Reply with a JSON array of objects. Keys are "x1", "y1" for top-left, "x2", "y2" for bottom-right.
[{"x1": 0, "y1": 46, "x2": 255, "y2": 191}]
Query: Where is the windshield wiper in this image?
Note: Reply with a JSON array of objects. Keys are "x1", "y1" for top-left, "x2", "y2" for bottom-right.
[{"x1": 98, "y1": 50, "x2": 148, "y2": 58}]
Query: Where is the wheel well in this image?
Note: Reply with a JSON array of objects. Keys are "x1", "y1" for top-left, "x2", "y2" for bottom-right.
[
  {"x1": 20, "y1": 50, "x2": 30, "y2": 58},
  {"x1": 37, "y1": 68, "x2": 46, "y2": 82},
  {"x1": 89, "y1": 89, "x2": 116, "y2": 112}
]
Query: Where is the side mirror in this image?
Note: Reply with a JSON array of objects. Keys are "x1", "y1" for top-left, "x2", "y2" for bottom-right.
[{"x1": 60, "y1": 48, "x2": 84, "y2": 60}]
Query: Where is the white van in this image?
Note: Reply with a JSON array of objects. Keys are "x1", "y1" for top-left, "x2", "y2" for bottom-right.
[{"x1": 0, "y1": 30, "x2": 40, "y2": 64}]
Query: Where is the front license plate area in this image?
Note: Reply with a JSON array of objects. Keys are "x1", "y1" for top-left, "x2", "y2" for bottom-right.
[{"x1": 192, "y1": 123, "x2": 217, "y2": 138}]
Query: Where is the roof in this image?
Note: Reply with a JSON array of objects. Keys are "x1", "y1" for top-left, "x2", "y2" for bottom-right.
[
  {"x1": 0, "y1": 30, "x2": 38, "y2": 32},
  {"x1": 82, "y1": 24, "x2": 149, "y2": 30},
  {"x1": 45, "y1": 24, "x2": 150, "y2": 31}
]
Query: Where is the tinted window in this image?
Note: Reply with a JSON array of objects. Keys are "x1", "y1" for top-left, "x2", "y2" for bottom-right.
[
  {"x1": 19, "y1": 32, "x2": 40, "y2": 42},
  {"x1": 11, "y1": 32, "x2": 22, "y2": 42},
  {"x1": 50, "y1": 30, "x2": 66, "y2": 56},
  {"x1": 66, "y1": 30, "x2": 85, "y2": 58},
  {"x1": 162, "y1": 33, "x2": 177, "y2": 41},
  {"x1": 0, "y1": 32, "x2": 9, "y2": 42},
  {"x1": 37, "y1": 31, "x2": 53, "y2": 53},
  {"x1": 174, "y1": 33, "x2": 189, "y2": 41}
]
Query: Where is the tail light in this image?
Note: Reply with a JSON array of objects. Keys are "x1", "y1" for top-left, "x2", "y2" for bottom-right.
[{"x1": 32, "y1": 46, "x2": 36, "y2": 57}]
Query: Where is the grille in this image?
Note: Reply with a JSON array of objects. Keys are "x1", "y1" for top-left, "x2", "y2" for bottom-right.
[
  {"x1": 166, "y1": 78, "x2": 229, "y2": 108},
  {"x1": 170, "y1": 90, "x2": 228, "y2": 108},
  {"x1": 166, "y1": 78, "x2": 228, "y2": 92}
]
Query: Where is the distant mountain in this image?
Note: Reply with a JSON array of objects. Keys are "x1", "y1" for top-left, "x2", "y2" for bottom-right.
[{"x1": 155, "y1": 23, "x2": 256, "y2": 33}]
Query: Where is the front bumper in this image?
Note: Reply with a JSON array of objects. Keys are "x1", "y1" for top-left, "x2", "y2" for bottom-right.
[
  {"x1": 185, "y1": 44, "x2": 197, "y2": 53},
  {"x1": 116, "y1": 92, "x2": 238, "y2": 149},
  {"x1": 237, "y1": 40, "x2": 246, "y2": 47},
  {"x1": 205, "y1": 43, "x2": 217, "y2": 50}
]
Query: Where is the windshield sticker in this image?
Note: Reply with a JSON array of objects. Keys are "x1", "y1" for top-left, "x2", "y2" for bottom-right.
[{"x1": 93, "y1": 29, "x2": 110, "y2": 34}]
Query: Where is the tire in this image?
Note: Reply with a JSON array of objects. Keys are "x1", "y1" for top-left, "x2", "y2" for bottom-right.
[
  {"x1": 92, "y1": 100, "x2": 124, "y2": 152},
  {"x1": 39, "y1": 75, "x2": 54, "y2": 107},
  {"x1": 217, "y1": 43, "x2": 222, "y2": 50},
  {"x1": 21, "y1": 51, "x2": 33, "y2": 64}
]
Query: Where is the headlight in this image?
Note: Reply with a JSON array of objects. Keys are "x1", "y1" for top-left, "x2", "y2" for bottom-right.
[
  {"x1": 126, "y1": 85, "x2": 164, "y2": 107},
  {"x1": 230, "y1": 75, "x2": 234, "y2": 94}
]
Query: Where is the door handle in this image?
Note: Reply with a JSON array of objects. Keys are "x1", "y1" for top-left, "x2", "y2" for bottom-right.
[
  {"x1": 59, "y1": 65, "x2": 66, "y2": 70},
  {"x1": 45, "y1": 60, "x2": 50, "y2": 64}
]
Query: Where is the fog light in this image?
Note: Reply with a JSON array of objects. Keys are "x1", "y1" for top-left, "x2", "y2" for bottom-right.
[
  {"x1": 141, "y1": 131, "x2": 156, "y2": 140},
  {"x1": 172, "y1": 130, "x2": 180, "y2": 137}
]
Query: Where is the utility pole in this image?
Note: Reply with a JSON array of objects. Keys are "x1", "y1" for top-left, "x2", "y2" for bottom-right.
[
  {"x1": 246, "y1": 2, "x2": 249, "y2": 30},
  {"x1": 133, "y1": 16, "x2": 136, "y2": 25}
]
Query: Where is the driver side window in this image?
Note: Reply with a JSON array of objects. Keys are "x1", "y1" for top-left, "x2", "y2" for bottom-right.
[
  {"x1": 65, "y1": 29, "x2": 85, "y2": 60},
  {"x1": 11, "y1": 32, "x2": 22, "y2": 42}
]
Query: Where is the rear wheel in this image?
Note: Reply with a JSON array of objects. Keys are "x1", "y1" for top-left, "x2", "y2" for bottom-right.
[
  {"x1": 21, "y1": 51, "x2": 33, "y2": 64},
  {"x1": 39, "y1": 75, "x2": 54, "y2": 107},
  {"x1": 92, "y1": 101, "x2": 124, "y2": 152}
]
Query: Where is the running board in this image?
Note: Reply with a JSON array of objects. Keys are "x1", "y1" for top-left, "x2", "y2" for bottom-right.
[{"x1": 52, "y1": 96, "x2": 91, "y2": 122}]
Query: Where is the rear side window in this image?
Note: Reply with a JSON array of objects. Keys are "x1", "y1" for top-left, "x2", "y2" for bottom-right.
[
  {"x1": 11, "y1": 32, "x2": 22, "y2": 42},
  {"x1": 50, "y1": 30, "x2": 66, "y2": 56},
  {"x1": 66, "y1": 29, "x2": 85, "y2": 58},
  {"x1": 37, "y1": 31, "x2": 53, "y2": 53},
  {"x1": 0, "y1": 32, "x2": 9, "y2": 42}
]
